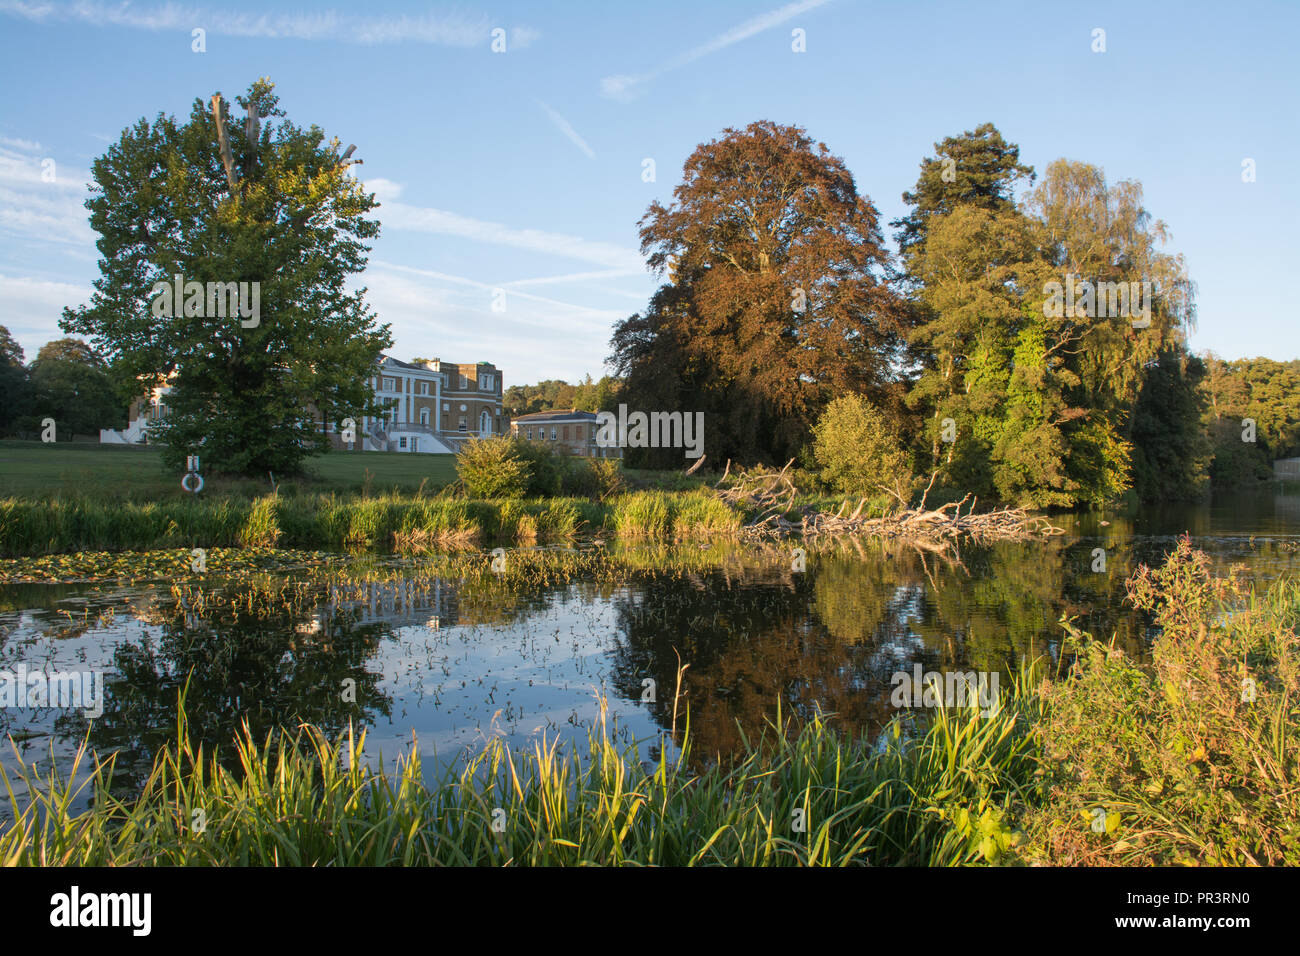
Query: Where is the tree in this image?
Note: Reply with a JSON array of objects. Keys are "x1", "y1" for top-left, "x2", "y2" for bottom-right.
[
  {"x1": 572, "y1": 374, "x2": 623, "y2": 412},
  {"x1": 612, "y1": 120, "x2": 905, "y2": 465},
  {"x1": 893, "y1": 122, "x2": 1034, "y2": 267},
  {"x1": 456, "y1": 436, "x2": 529, "y2": 499},
  {"x1": 898, "y1": 133, "x2": 1200, "y2": 506},
  {"x1": 61, "y1": 78, "x2": 392, "y2": 475},
  {"x1": 0, "y1": 325, "x2": 30, "y2": 435},
  {"x1": 26, "y1": 338, "x2": 122, "y2": 437},
  {"x1": 811, "y1": 394, "x2": 912, "y2": 498}
]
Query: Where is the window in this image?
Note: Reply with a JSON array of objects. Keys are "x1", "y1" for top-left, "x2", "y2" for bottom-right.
[
  {"x1": 411, "y1": 438, "x2": 419, "y2": 452},
  {"x1": 460, "y1": 375, "x2": 468, "y2": 390},
  {"x1": 562, "y1": 425, "x2": 569, "y2": 440},
  {"x1": 399, "y1": 437, "x2": 407, "y2": 449},
  {"x1": 443, "y1": 403, "x2": 449, "y2": 412},
  {"x1": 417, "y1": 382, "x2": 429, "y2": 395},
  {"x1": 551, "y1": 426, "x2": 557, "y2": 440},
  {"x1": 420, "y1": 408, "x2": 429, "y2": 426},
  {"x1": 526, "y1": 428, "x2": 532, "y2": 440},
  {"x1": 458, "y1": 417, "x2": 466, "y2": 432}
]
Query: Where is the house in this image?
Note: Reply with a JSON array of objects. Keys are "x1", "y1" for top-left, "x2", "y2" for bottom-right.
[
  {"x1": 100, "y1": 355, "x2": 503, "y2": 455},
  {"x1": 509, "y1": 409, "x2": 622, "y2": 458}
]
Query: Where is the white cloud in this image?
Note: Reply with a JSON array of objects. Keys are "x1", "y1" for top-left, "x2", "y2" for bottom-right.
[
  {"x1": 0, "y1": 136, "x2": 43, "y2": 152},
  {"x1": 0, "y1": 272, "x2": 92, "y2": 356},
  {"x1": 0, "y1": 1, "x2": 537, "y2": 47},
  {"x1": 601, "y1": 0, "x2": 831, "y2": 100},
  {"x1": 362, "y1": 177, "x2": 404, "y2": 202},
  {"x1": 362, "y1": 261, "x2": 627, "y2": 381},
  {"x1": 536, "y1": 100, "x2": 595, "y2": 159},
  {"x1": 503, "y1": 269, "x2": 643, "y2": 288},
  {"x1": 378, "y1": 201, "x2": 643, "y2": 271},
  {"x1": 0, "y1": 148, "x2": 95, "y2": 245}
]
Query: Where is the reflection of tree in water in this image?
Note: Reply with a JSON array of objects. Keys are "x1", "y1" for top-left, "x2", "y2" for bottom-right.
[
  {"x1": 55, "y1": 580, "x2": 417, "y2": 794},
  {"x1": 606, "y1": 536, "x2": 1168, "y2": 763},
  {"x1": 606, "y1": 567, "x2": 898, "y2": 764}
]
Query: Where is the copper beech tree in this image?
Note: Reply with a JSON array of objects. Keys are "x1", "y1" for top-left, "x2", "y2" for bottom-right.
[{"x1": 611, "y1": 121, "x2": 906, "y2": 466}]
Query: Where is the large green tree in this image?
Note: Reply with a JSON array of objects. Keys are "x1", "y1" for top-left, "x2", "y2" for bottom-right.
[
  {"x1": 61, "y1": 78, "x2": 391, "y2": 475},
  {"x1": 898, "y1": 128, "x2": 1201, "y2": 507}
]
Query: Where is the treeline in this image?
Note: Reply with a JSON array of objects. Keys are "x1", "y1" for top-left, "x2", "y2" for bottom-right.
[
  {"x1": 504, "y1": 375, "x2": 623, "y2": 417},
  {"x1": 1202, "y1": 355, "x2": 1300, "y2": 485},
  {"x1": 0, "y1": 329, "x2": 124, "y2": 439},
  {"x1": 608, "y1": 120, "x2": 1286, "y2": 506}
]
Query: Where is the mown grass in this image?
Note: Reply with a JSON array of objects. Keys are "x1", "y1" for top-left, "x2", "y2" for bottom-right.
[
  {"x1": 1, "y1": 688, "x2": 1037, "y2": 867},
  {"x1": 0, "y1": 489, "x2": 743, "y2": 557},
  {"x1": 0, "y1": 439, "x2": 461, "y2": 500}
]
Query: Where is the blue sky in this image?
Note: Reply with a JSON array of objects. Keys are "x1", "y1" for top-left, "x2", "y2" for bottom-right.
[{"x1": 1, "y1": 0, "x2": 1297, "y2": 387}]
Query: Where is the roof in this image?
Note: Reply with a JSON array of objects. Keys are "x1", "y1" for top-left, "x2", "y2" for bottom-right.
[{"x1": 512, "y1": 408, "x2": 599, "y2": 423}]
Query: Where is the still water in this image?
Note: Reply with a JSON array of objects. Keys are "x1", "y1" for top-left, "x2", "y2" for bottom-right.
[{"x1": 2, "y1": 489, "x2": 1298, "y2": 798}]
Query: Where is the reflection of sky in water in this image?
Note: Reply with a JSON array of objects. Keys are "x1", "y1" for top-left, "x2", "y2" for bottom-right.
[{"x1": 361, "y1": 589, "x2": 668, "y2": 770}]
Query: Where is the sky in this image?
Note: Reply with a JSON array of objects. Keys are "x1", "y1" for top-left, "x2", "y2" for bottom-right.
[{"x1": 1, "y1": 0, "x2": 1297, "y2": 390}]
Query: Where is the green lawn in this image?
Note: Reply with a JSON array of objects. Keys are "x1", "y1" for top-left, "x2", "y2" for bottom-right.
[{"x1": 0, "y1": 440, "x2": 458, "y2": 500}]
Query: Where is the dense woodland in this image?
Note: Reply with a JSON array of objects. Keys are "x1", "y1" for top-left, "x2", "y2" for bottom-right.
[{"x1": 589, "y1": 121, "x2": 1298, "y2": 506}]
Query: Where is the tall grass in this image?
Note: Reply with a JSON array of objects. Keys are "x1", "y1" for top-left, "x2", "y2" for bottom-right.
[
  {"x1": 0, "y1": 490, "x2": 746, "y2": 557},
  {"x1": 1, "y1": 689, "x2": 1037, "y2": 867}
]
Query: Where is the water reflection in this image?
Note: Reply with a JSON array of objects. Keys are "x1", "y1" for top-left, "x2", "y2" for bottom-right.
[{"x1": 1, "y1": 491, "x2": 1297, "y2": 798}]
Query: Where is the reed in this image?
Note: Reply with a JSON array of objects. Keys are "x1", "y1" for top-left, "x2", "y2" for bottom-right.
[
  {"x1": 1, "y1": 688, "x2": 1038, "y2": 867},
  {"x1": 0, "y1": 491, "x2": 746, "y2": 557}
]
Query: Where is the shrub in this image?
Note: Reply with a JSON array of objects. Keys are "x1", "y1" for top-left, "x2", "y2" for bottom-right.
[
  {"x1": 508, "y1": 438, "x2": 565, "y2": 497},
  {"x1": 811, "y1": 394, "x2": 913, "y2": 499},
  {"x1": 587, "y1": 458, "x2": 625, "y2": 501},
  {"x1": 456, "y1": 437, "x2": 530, "y2": 499},
  {"x1": 1018, "y1": 537, "x2": 1300, "y2": 865}
]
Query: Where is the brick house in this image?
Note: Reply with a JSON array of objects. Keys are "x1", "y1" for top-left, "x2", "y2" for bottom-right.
[{"x1": 509, "y1": 409, "x2": 622, "y2": 458}]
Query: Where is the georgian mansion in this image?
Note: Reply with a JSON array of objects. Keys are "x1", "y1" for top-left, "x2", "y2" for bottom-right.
[{"x1": 101, "y1": 355, "x2": 503, "y2": 455}]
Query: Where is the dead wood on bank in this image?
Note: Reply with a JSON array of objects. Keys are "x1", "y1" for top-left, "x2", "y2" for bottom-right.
[{"x1": 716, "y1": 461, "x2": 1065, "y2": 542}]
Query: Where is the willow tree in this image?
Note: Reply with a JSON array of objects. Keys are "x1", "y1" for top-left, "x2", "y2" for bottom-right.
[
  {"x1": 61, "y1": 78, "x2": 391, "y2": 475},
  {"x1": 611, "y1": 121, "x2": 905, "y2": 465}
]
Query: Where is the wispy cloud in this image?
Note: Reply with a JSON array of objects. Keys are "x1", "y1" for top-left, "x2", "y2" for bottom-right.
[
  {"x1": 0, "y1": 2, "x2": 538, "y2": 47},
  {"x1": 536, "y1": 100, "x2": 595, "y2": 159},
  {"x1": 601, "y1": 0, "x2": 831, "y2": 100},
  {"x1": 0, "y1": 147, "x2": 95, "y2": 245},
  {"x1": 363, "y1": 260, "x2": 627, "y2": 380},
  {"x1": 0, "y1": 135, "x2": 43, "y2": 152},
  {"x1": 368, "y1": 184, "x2": 643, "y2": 271},
  {"x1": 503, "y1": 269, "x2": 643, "y2": 288},
  {"x1": 0, "y1": 272, "x2": 92, "y2": 354}
]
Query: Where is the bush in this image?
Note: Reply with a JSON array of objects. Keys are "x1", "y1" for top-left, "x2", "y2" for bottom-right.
[
  {"x1": 1019, "y1": 538, "x2": 1300, "y2": 865},
  {"x1": 587, "y1": 457, "x2": 625, "y2": 501},
  {"x1": 508, "y1": 438, "x2": 566, "y2": 497},
  {"x1": 456, "y1": 437, "x2": 530, "y2": 499},
  {"x1": 811, "y1": 394, "x2": 912, "y2": 499}
]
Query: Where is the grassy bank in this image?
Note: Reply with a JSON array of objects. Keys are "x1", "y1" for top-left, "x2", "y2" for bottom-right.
[
  {"x1": 0, "y1": 489, "x2": 743, "y2": 557},
  {"x1": 3, "y1": 541, "x2": 1296, "y2": 866},
  {"x1": 0, "y1": 440, "x2": 459, "y2": 499},
  {"x1": 2, "y1": 691, "x2": 1037, "y2": 867}
]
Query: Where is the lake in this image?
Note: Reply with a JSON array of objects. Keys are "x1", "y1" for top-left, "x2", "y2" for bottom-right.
[{"x1": 3, "y1": 487, "x2": 1298, "y2": 801}]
